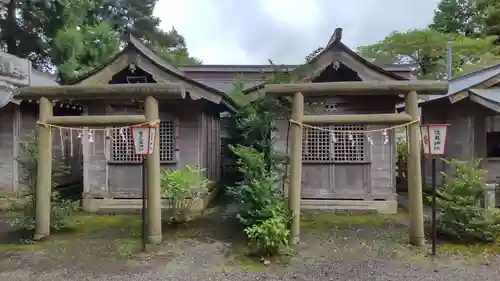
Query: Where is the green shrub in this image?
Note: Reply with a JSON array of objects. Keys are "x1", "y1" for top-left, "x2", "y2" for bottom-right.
[
  {"x1": 437, "y1": 159, "x2": 500, "y2": 242},
  {"x1": 9, "y1": 192, "x2": 79, "y2": 231},
  {"x1": 225, "y1": 62, "x2": 321, "y2": 256},
  {"x1": 244, "y1": 216, "x2": 290, "y2": 256},
  {"x1": 396, "y1": 140, "x2": 408, "y2": 164},
  {"x1": 227, "y1": 145, "x2": 292, "y2": 256},
  {"x1": 161, "y1": 165, "x2": 211, "y2": 223},
  {"x1": 8, "y1": 131, "x2": 80, "y2": 232},
  {"x1": 396, "y1": 139, "x2": 408, "y2": 179},
  {"x1": 227, "y1": 146, "x2": 289, "y2": 226}
]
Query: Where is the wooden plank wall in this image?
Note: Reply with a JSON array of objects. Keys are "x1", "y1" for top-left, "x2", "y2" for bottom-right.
[
  {"x1": 275, "y1": 95, "x2": 398, "y2": 201},
  {"x1": 0, "y1": 103, "x2": 82, "y2": 195}
]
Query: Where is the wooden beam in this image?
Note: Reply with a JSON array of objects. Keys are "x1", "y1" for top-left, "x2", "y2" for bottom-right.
[
  {"x1": 302, "y1": 113, "x2": 413, "y2": 124},
  {"x1": 45, "y1": 115, "x2": 148, "y2": 127},
  {"x1": 15, "y1": 83, "x2": 186, "y2": 100},
  {"x1": 265, "y1": 81, "x2": 448, "y2": 96}
]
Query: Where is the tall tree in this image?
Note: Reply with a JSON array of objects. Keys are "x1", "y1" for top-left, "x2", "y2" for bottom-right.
[
  {"x1": 430, "y1": 0, "x2": 500, "y2": 38},
  {"x1": 429, "y1": 0, "x2": 479, "y2": 36},
  {"x1": 152, "y1": 28, "x2": 201, "y2": 65},
  {"x1": 0, "y1": 0, "x2": 54, "y2": 69},
  {"x1": 475, "y1": 0, "x2": 500, "y2": 37},
  {"x1": 358, "y1": 28, "x2": 499, "y2": 79},
  {"x1": 0, "y1": 0, "x2": 200, "y2": 75}
]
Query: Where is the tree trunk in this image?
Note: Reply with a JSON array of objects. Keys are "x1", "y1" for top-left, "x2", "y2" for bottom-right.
[{"x1": 5, "y1": 0, "x2": 18, "y2": 54}]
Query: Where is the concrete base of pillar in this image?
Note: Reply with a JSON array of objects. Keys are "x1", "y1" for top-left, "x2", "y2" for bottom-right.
[
  {"x1": 81, "y1": 185, "x2": 219, "y2": 213},
  {"x1": 33, "y1": 232, "x2": 49, "y2": 241},
  {"x1": 409, "y1": 236, "x2": 426, "y2": 247},
  {"x1": 147, "y1": 234, "x2": 162, "y2": 245}
]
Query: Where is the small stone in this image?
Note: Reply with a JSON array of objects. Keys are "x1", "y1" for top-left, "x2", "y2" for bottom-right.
[
  {"x1": 263, "y1": 259, "x2": 271, "y2": 266},
  {"x1": 155, "y1": 251, "x2": 168, "y2": 256},
  {"x1": 136, "y1": 252, "x2": 151, "y2": 260}
]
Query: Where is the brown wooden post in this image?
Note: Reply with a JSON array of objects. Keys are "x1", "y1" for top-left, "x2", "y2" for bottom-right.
[
  {"x1": 405, "y1": 90, "x2": 425, "y2": 246},
  {"x1": 144, "y1": 96, "x2": 162, "y2": 244},
  {"x1": 289, "y1": 92, "x2": 304, "y2": 244},
  {"x1": 34, "y1": 97, "x2": 53, "y2": 240}
]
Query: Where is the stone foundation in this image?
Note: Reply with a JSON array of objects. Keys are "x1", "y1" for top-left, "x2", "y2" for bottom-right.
[
  {"x1": 300, "y1": 199, "x2": 398, "y2": 214},
  {"x1": 82, "y1": 186, "x2": 219, "y2": 213}
]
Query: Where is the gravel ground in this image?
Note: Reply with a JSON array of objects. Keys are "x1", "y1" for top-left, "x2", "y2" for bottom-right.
[{"x1": 1, "y1": 209, "x2": 500, "y2": 281}]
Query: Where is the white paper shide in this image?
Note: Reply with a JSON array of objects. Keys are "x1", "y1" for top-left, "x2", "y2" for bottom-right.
[{"x1": 421, "y1": 124, "x2": 448, "y2": 156}]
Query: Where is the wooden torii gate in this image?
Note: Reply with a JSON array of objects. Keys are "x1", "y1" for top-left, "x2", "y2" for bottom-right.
[
  {"x1": 15, "y1": 83, "x2": 186, "y2": 244},
  {"x1": 265, "y1": 80, "x2": 449, "y2": 246}
]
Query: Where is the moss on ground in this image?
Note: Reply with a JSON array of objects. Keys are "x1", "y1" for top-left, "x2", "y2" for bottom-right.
[
  {"x1": 73, "y1": 213, "x2": 141, "y2": 233},
  {"x1": 301, "y1": 208, "x2": 408, "y2": 231},
  {"x1": 5, "y1": 208, "x2": 500, "y2": 269},
  {"x1": 0, "y1": 213, "x2": 143, "y2": 258}
]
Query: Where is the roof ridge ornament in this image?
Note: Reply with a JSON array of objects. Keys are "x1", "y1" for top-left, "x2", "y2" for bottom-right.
[
  {"x1": 327, "y1": 27, "x2": 343, "y2": 46},
  {"x1": 129, "y1": 62, "x2": 137, "y2": 73},
  {"x1": 332, "y1": 60, "x2": 340, "y2": 71}
]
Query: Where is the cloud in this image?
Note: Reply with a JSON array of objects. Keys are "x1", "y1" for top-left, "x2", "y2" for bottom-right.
[{"x1": 154, "y1": 0, "x2": 441, "y2": 64}]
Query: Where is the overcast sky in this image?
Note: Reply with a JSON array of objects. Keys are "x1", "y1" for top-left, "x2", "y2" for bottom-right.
[{"x1": 154, "y1": 0, "x2": 441, "y2": 65}]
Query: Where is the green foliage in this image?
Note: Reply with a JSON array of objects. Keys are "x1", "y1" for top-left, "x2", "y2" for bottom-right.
[
  {"x1": 8, "y1": 131, "x2": 80, "y2": 232},
  {"x1": 224, "y1": 48, "x2": 321, "y2": 256},
  {"x1": 244, "y1": 216, "x2": 291, "y2": 256},
  {"x1": 153, "y1": 28, "x2": 202, "y2": 65},
  {"x1": 225, "y1": 75, "x2": 250, "y2": 106},
  {"x1": 227, "y1": 146, "x2": 291, "y2": 255},
  {"x1": 437, "y1": 159, "x2": 500, "y2": 242},
  {"x1": 474, "y1": 0, "x2": 500, "y2": 36},
  {"x1": 395, "y1": 139, "x2": 408, "y2": 180},
  {"x1": 51, "y1": 22, "x2": 120, "y2": 82},
  {"x1": 430, "y1": 0, "x2": 500, "y2": 37},
  {"x1": 0, "y1": 0, "x2": 199, "y2": 73},
  {"x1": 430, "y1": 0, "x2": 479, "y2": 36},
  {"x1": 160, "y1": 165, "x2": 211, "y2": 223},
  {"x1": 227, "y1": 97, "x2": 285, "y2": 166},
  {"x1": 227, "y1": 146, "x2": 290, "y2": 227},
  {"x1": 396, "y1": 139, "x2": 408, "y2": 165},
  {"x1": 358, "y1": 28, "x2": 499, "y2": 79}
]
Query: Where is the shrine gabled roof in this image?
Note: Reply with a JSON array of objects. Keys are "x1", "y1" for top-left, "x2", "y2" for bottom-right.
[
  {"x1": 68, "y1": 32, "x2": 238, "y2": 112},
  {"x1": 314, "y1": 28, "x2": 408, "y2": 81},
  {"x1": 241, "y1": 27, "x2": 408, "y2": 95}
]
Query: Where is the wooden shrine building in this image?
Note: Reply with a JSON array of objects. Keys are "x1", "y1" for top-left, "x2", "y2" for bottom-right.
[
  {"x1": 19, "y1": 32, "x2": 237, "y2": 213},
  {"x1": 266, "y1": 28, "x2": 415, "y2": 214},
  {"x1": 421, "y1": 63, "x2": 500, "y2": 199},
  {"x1": 15, "y1": 27, "x2": 448, "y2": 246}
]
